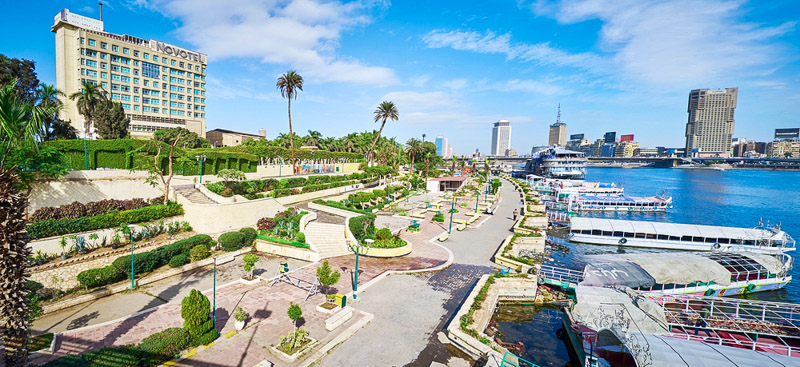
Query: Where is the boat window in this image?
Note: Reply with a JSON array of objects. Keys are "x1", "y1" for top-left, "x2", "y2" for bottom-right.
[
  {"x1": 581, "y1": 230, "x2": 591, "y2": 235},
  {"x1": 718, "y1": 238, "x2": 730, "y2": 244},
  {"x1": 681, "y1": 235, "x2": 692, "y2": 241},
  {"x1": 657, "y1": 234, "x2": 669, "y2": 240},
  {"x1": 646, "y1": 234, "x2": 657, "y2": 239},
  {"x1": 705, "y1": 237, "x2": 716, "y2": 243},
  {"x1": 669, "y1": 236, "x2": 680, "y2": 241},
  {"x1": 624, "y1": 232, "x2": 634, "y2": 238},
  {"x1": 693, "y1": 236, "x2": 704, "y2": 242},
  {"x1": 592, "y1": 230, "x2": 601, "y2": 235},
  {"x1": 602, "y1": 231, "x2": 612, "y2": 236},
  {"x1": 744, "y1": 240, "x2": 755, "y2": 245},
  {"x1": 635, "y1": 233, "x2": 646, "y2": 239},
  {"x1": 731, "y1": 239, "x2": 742, "y2": 244},
  {"x1": 613, "y1": 231, "x2": 623, "y2": 237}
]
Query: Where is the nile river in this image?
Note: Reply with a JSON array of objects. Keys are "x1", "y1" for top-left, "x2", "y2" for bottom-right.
[{"x1": 502, "y1": 167, "x2": 800, "y2": 366}]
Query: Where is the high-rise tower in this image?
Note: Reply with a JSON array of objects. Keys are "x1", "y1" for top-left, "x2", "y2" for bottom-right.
[
  {"x1": 684, "y1": 88, "x2": 738, "y2": 157},
  {"x1": 548, "y1": 104, "x2": 567, "y2": 146},
  {"x1": 491, "y1": 120, "x2": 511, "y2": 156}
]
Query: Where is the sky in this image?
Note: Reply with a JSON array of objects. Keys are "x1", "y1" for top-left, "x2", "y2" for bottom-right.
[{"x1": 1, "y1": 0, "x2": 798, "y2": 155}]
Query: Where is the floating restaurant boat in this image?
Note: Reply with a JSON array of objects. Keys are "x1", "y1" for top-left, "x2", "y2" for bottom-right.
[
  {"x1": 560, "y1": 286, "x2": 800, "y2": 366},
  {"x1": 546, "y1": 194, "x2": 672, "y2": 212},
  {"x1": 525, "y1": 147, "x2": 587, "y2": 180},
  {"x1": 568, "y1": 217, "x2": 796, "y2": 253},
  {"x1": 540, "y1": 251, "x2": 793, "y2": 297}
]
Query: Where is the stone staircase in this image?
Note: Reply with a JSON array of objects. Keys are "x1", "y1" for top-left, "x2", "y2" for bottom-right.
[
  {"x1": 304, "y1": 222, "x2": 352, "y2": 259},
  {"x1": 173, "y1": 185, "x2": 217, "y2": 204}
]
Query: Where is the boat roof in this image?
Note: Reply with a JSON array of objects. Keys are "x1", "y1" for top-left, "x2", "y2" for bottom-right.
[
  {"x1": 571, "y1": 217, "x2": 783, "y2": 241},
  {"x1": 609, "y1": 332, "x2": 800, "y2": 367}
]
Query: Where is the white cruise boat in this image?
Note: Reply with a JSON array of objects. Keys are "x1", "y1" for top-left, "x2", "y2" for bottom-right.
[
  {"x1": 568, "y1": 217, "x2": 795, "y2": 254},
  {"x1": 527, "y1": 146, "x2": 587, "y2": 180}
]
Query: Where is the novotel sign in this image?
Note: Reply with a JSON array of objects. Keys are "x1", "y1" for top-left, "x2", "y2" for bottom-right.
[{"x1": 150, "y1": 40, "x2": 207, "y2": 64}]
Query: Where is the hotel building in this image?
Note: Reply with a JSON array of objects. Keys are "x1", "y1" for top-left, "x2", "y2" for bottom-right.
[
  {"x1": 52, "y1": 8, "x2": 207, "y2": 139},
  {"x1": 684, "y1": 88, "x2": 737, "y2": 157},
  {"x1": 491, "y1": 120, "x2": 511, "y2": 156}
]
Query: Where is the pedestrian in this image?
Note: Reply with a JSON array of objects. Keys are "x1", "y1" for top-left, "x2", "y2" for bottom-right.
[{"x1": 513, "y1": 209, "x2": 518, "y2": 221}]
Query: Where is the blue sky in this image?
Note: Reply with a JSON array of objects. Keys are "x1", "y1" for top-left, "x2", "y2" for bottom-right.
[{"x1": 2, "y1": 0, "x2": 798, "y2": 155}]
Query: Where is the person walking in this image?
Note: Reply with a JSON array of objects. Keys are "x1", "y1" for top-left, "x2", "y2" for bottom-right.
[{"x1": 513, "y1": 209, "x2": 518, "y2": 221}]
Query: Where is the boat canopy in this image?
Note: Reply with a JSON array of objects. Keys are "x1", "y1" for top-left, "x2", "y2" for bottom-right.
[
  {"x1": 581, "y1": 260, "x2": 657, "y2": 288},
  {"x1": 580, "y1": 195, "x2": 669, "y2": 204},
  {"x1": 617, "y1": 253, "x2": 732, "y2": 286},
  {"x1": 570, "y1": 217, "x2": 789, "y2": 243},
  {"x1": 572, "y1": 286, "x2": 669, "y2": 335},
  {"x1": 597, "y1": 331, "x2": 800, "y2": 367}
]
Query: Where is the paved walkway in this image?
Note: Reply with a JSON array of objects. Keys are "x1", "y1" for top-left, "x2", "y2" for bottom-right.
[{"x1": 319, "y1": 179, "x2": 520, "y2": 366}]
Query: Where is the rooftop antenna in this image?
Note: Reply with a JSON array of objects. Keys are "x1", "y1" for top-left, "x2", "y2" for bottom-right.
[
  {"x1": 556, "y1": 103, "x2": 562, "y2": 124},
  {"x1": 99, "y1": 2, "x2": 103, "y2": 21}
]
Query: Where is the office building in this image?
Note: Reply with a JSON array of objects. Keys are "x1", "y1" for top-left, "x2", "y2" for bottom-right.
[
  {"x1": 206, "y1": 128, "x2": 265, "y2": 147},
  {"x1": 491, "y1": 120, "x2": 511, "y2": 156},
  {"x1": 766, "y1": 140, "x2": 800, "y2": 158},
  {"x1": 548, "y1": 104, "x2": 567, "y2": 146},
  {"x1": 684, "y1": 88, "x2": 738, "y2": 157},
  {"x1": 603, "y1": 132, "x2": 617, "y2": 143},
  {"x1": 614, "y1": 141, "x2": 639, "y2": 158},
  {"x1": 634, "y1": 147, "x2": 658, "y2": 157},
  {"x1": 435, "y1": 135, "x2": 452, "y2": 158},
  {"x1": 600, "y1": 143, "x2": 617, "y2": 157},
  {"x1": 52, "y1": 8, "x2": 207, "y2": 139},
  {"x1": 505, "y1": 149, "x2": 517, "y2": 157}
]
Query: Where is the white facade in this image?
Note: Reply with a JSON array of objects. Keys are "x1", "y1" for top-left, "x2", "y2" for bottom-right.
[{"x1": 491, "y1": 120, "x2": 511, "y2": 156}]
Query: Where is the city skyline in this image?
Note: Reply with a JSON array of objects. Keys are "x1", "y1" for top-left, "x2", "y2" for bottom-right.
[{"x1": 1, "y1": 0, "x2": 798, "y2": 154}]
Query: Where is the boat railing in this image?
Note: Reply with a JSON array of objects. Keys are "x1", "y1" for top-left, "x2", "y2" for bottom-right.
[{"x1": 539, "y1": 264, "x2": 584, "y2": 285}]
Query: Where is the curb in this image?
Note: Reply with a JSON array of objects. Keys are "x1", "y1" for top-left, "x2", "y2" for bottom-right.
[{"x1": 159, "y1": 329, "x2": 239, "y2": 367}]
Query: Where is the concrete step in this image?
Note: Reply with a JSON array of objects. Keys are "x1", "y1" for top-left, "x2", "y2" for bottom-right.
[
  {"x1": 174, "y1": 187, "x2": 216, "y2": 204},
  {"x1": 304, "y1": 222, "x2": 351, "y2": 259}
]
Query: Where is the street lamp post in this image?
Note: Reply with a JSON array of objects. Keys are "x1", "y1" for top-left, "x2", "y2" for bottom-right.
[
  {"x1": 352, "y1": 239, "x2": 373, "y2": 300},
  {"x1": 475, "y1": 192, "x2": 479, "y2": 214},
  {"x1": 129, "y1": 225, "x2": 135, "y2": 290},
  {"x1": 195, "y1": 154, "x2": 207, "y2": 183},
  {"x1": 213, "y1": 256, "x2": 217, "y2": 334},
  {"x1": 448, "y1": 192, "x2": 456, "y2": 233},
  {"x1": 182, "y1": 142, "x2": 188, "y2": 175}
]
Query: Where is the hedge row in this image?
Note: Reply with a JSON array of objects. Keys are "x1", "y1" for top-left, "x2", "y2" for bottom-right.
[
  {"x1": 42, "y1": 328, "x2": 191, "y2": 367},
  {"x1": 27, "y1": 202, "x2": 184, "y2": 240},
  {"x1": 31, "y1": 198, "x2": 158, "y2": 221},
  {"x1": 76, "y1": 234, "x2": 212, "y2": 289},
  {"x1": 255, "y1": 234, "x2": 310, "y2": 248},
  {"x1": 348, "y1": 214, "x2": 377, "y2": 242},
  {"x1": 312, "y1": 200, "x2": 372, "y2": 215}
]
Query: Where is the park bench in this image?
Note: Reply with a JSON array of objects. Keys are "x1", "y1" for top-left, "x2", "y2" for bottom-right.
[
  {"x1": 411, "y1": 211, "x2": 426, "y2": 219},
  {"x1": 438, "y1": 233, "x2": 449, "y2": 242},
  {"x1": 466, "y1": 214, "x2": 480, "y2": 225},
  {"x1": 456, "y1": 223, "x2": 467, "y2": 231}
]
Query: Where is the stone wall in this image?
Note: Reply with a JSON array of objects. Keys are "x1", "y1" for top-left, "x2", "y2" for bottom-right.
[
  {"x1": 28, "y1": 170, "x2": 165, "y2": 213},
  {"x1": 30, "y1": 232, "x2": 193, "y2": 291}
]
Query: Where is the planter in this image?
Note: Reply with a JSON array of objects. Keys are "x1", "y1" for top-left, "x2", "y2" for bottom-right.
[
  {"x1": 240, "y1": 277, "x2": 260, "y2": 285},
  {"x1": 316, "y1": 302, "x2": 340, "y2": 315},
  {"x1": 235, "y1": 320, "x2": 246, "y2": 330},
  {"x1": 270, "y1": 337, "x2": 318, "y2": 362}
]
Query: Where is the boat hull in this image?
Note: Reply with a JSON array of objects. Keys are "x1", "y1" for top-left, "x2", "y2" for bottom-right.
[{"x1": 569, "y1": 233, "x2": 792, "y2": 254}]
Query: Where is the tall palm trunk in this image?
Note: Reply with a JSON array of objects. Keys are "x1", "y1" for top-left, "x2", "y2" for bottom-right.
[
  {"x1": 369, "y1": 119, "x2": 387, "y2": 165},
  {"x1": 410, "y1": 154, "x2": 415, "y2": 173},
  {"x1": 288, "y1": 98, "x2": 296, "y2": 173},
  {"x1": 1, "y1": 169, "x2": 32, "y2": 366}
]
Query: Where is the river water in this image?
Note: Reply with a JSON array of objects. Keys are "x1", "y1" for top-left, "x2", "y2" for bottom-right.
[{"x1": 498, "y1": 167, "x2": 800, "y2": 366}]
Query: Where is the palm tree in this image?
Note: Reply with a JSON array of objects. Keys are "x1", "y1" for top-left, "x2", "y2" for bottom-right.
[
  {"x1": 36, "y1": 84, "x2": 65, "y2": 141},
  {"x1": 68, "y1": 81, "x2": 106, "y2": 139},
  {"x1": 276, "y1": 71, "x2": 303, "y2": 171},
  {"x1": 405, "y1": 138, "x2": 422, "y2": 173},
  {"x1": 306, "y1": 130, "x2": 322, "y2": 147},
  {"x1": 1, "y1": 79, "x2": 61, "y2": 366},
  {"x1": 370, "y1": 101, "x2": 399, "y2": 165}
]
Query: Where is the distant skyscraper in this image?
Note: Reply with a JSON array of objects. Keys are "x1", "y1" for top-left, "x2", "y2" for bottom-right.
[
  {"x1": 435, "y1": 135, "x2": 451, "y2": 158},
  {"x1": 548, "y1": 104, "x2": 567, "y2": 146},
  {"x1": 685, "y1": 88, "x2": 738, "y2": 157},
  {"x1": 491, "y1": 120, "x2": 511, "y2": 156}
]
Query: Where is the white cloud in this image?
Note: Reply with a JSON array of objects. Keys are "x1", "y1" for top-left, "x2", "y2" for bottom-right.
[
  {"x1": 132, "y1": 0, "x2": 398, "y2": 86},
  {"x1": 527, "y1": 0, "x2": 796, "y2": 85},
  {"x1": 443, "y1": 78, "x2": 468, "y2": 90},
  {"x1": 379, "y1": 91, "x2": 462, "y2": 111}
]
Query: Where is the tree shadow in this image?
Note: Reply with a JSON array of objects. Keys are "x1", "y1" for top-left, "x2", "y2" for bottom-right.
[
  {"x1": 296, "y1": 317, "x2": 306, "y2": 328},
  {"x1": 66, "y1": 311, "x2": 100, "y2": 330}
]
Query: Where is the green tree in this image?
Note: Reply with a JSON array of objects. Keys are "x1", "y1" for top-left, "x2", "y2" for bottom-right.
[
  {"x1": 94, "y1": 100, "x2": 130, "y2": 139},
  {"x1": 180, "y1": 289, "x2": 216, "y2": 346},
  {"x1": 305, "y1": 130, "x2": 322, "y2": 147},
  {"x1": 0, "y1": 79, "x2": 63, "y2": 366},
  {"x1": 315, "y1": 260, "x2": 341, "y2": 300},
  {"x1": 146, "y1": 131, "x2": 184, "y2": 205},
  {"x1": 784, "y1": 152, "x2": 793, "y2": 158},
  {"x1": 69, "y1": 81, "x2": 106, "y2": 138},
  {"x1": 217, "y1": 168, "x2": 246, "y2": 182},
  {"x1": 405, "y1": 138, "x2": 422, "y2": 173},
  {"x1": 287, "y1": 302, "x2": 303, "y2": 331},
  {"x1": 276, "y1": 70, "x2": 304, "y2": 172},
  {"x1": 242, "y1": 254, "x2": 260, "y2": 279},
  {"x1": 153, "y1": 127, "x2": 211, "y2": 149},
  {"x1": 35, "y1": 84, "x2": 76, "y2": 141},
  {"x1": 0, "y1": 54, "x2": 39, "y2": 102},
  {"x1": 370, "y1": 101, "x2": 399, "y2": 164}
]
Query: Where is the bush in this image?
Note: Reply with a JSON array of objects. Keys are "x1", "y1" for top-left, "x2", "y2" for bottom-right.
[
  {"x1": 254, "y1": 234, "x2": 310, "y2": 248},
  {"x1": 181, "y1": 289, "x2": 215, "y2": 346},
  {"x1": 348, "y1": 214, "x2": 376, "y2": 242},
  {"x1": 77, "y1": 265, "x2": 123, "y2": 289},
  {"x1": 218, "y1": 231, "x2": 244, "y2": 251},
  {"x1": 82, "y1": 345, "x2": 147, "y2": 366},
  {"x1": 41, "y1": 354, "x2": 87, "y2": 366},
  {"x1": 27, "y1": 202, "x2": 184, "y2": 240},
  {"x1": 138, "y1": 327, "x2": 190, "y2": 364},
  {"x1": 189, "y1": 245, "x2": 210, "y2": 261},
  {"x1": 432, "y1": 213, "x2": 445, "y2": 222},
  {"x1": 112, "y1": 252, "x2": 160, "y2": 278},
  {"x1": 239, "y1": 227, "x2": 257, "y2": 247},
  {"x1": 169, "y1": 254, "x2": 188, "y2": 268},
  {"x1": 375, "y1": 228, "x2": 392, "y2": 241},
  {"x1": 31, "y1": 198, "x2": 154, "y2": 221},
  {"x1": 295, "y1": 232, "x2": 306, "y2": 243},
  {"x1": 170, "y1": 234, "x2": 212, "y2": 252}
]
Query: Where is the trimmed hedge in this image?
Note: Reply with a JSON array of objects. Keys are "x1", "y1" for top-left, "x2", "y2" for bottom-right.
[
  {"x1": 239, "y1": 227, "x2": 257, "y2": 247},
  {"x1": 27, "y1": 202, "x2": 184, "y2": 240},
  {"x1": 138, "y1": 327, "x2": 190, "y2": 364},
  {"x1": 218, "y1": 231, "x2": 244, "y2": 251},
  {"x1": 189, "y1": 245, "x2": 210, "y2": 261},
  {"x1": 112, "y1": 252, "x2": 160, "y2": 279},
  {"x1": 255, "y1": 234, "x2": 310, "y2": 248},
  {"x1": 168, "y1": 254, "x2": 188, "y2": 268},
  {"x1": 349, "y1": 214, "x2": 376, "y2": 242},
  {"x1": 312, "y1": 199, "x2": 372, "y2": 215},
  {"x1": 77, "y1": 265, "x2": 123, "y2": 289}
]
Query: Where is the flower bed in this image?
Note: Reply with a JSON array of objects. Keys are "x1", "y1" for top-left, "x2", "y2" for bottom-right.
[
  {"x1": 255, "y1": 234, "x2": 310, "y2": 248},
  {"x1": 27, "y1": 202, "x2": 184, "y2": 240},
  {"x1": 257, "y1": 207, "x2": 309, "y2": 245}
]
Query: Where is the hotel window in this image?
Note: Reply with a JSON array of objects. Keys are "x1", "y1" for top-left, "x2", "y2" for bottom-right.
[
  {"x1": 123, "y1": 48, "x2": 129, "y2": 54},
  {"x1": 134, "y1": 78, "x2": 139, "y2": 84},
  {"x1": 133, "y1": 60, "x2": 139, "y2": 67},
  {"x1": 89, "y1": 39, "x2": 96, "y2": 46},
  {"x1": 101, "y1": 42, "x2": 107, "y2": 49},
  {"x1": 86, "y1": 60, "x2": 97, "y2": 67},
  {"x1": 111, "y1": 74, "x2": 121, "y2": 81},
  {"x1": 162, "y1": 100, "x2": 167, "y2": 106},
  {"x1": 120, "y1": 67, "x2": 131, "y2": 74},
  {"x1": 101, "y1": 72, "x2": 108, "y2": 79},
  {"x1": 143, "y1": 80, "x2": 149, "y2": 86},
  {"x1": 134, "y1": 105, "x2": 139, "y2": 111},
  {"x1": 100, "y1": 52, "x2": 107, "y2": 59},
  {"x1": 153, "y1": 55, "x2": 158, "y2": 62},
  {"x1": 110, "y1": 93, "x2": 120, "y2": 100},
  {"x1": 86, "y1": 50, "x2": 97, "y2": 58},
  {"x1": 121, "y1": 95, "x2": 131, "y2": 101},
  {"x1": 133, "y1": 69, "x2": 139, "y2": 76},
  {"x1": 141, "y1": 61, "x2": 160, "y2": 79},
  {"x1": 153, "y1": 82, "x2": 159, "y2": 88},
  {"x1": 163, "y1": 66, "x2": 168, "y2": 72},
  {"x1": 187, "y1": 64, "x2": 192, "y2": 70},
  {"x1": 120, "y1": 76, "x2": 131, "y2": 83},
  {"x1": 171, "y1": 60, "x2": 176, "y2": 66},
  {"x1": 133, "y1": 51, "x2": 139, "y2": 57},
  {"x1": 112, "y1": 45, "x2": 119, "y2": 52},
  {"x1": 100, "y1": 62, "x2": 108, "y2": 69},
  {"x1": 179, "y1": 62, "x2": 184, "y2": 68},
  {"x1": 162, "y1": 57, "x2": 167, "y2": 64},
  {"x1": 134, "y1": 87, "x2": 139, "y2": 93},
  {"x1": 134, "y1": 96, "x2": 140, "y2": 102},
  {"x1": 143, "y1": 52, "x2": 149, "y2": 59},
  {"x1": 101, "y1": 82, "x2": 108, "y2": 89},
  {"x1": 122, "y1": 104, "x2": 130, "y2": 109},
  {"x1": 143, "y1": 106, "x2": 152, "y2": 112},
  {"x1": 80, "y1": 38, "x2": 85, "y2": 45},
  {"x1": 162, "y1": 76, "x2": 167, "y2": 81},
  {"x1": 195, "y1": 65, "x2": 200, "y2": 71}
]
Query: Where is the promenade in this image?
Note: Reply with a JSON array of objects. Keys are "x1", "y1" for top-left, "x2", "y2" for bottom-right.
[{"x1": 33, "y1": 178, "x2": 520, "y2": 366}]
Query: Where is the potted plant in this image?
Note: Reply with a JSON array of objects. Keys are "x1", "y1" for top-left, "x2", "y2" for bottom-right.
[
  {"x1": 59, "y1": 237, "x2": 68, "y2": 260},
  {"x1": 34, "y1": 250, "x2": 45, "y2": 265},
  {"x1": 315, "y1": 260, "x2": 341, "y2": 313},
  {"x1": 233, "y1": 306, "x2": 247, "y2": 330}
]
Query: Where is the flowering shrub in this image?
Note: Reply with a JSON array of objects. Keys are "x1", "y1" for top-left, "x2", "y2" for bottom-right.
[{"x1": 257, "y1": 217, "x2": 277, "y2": 231}]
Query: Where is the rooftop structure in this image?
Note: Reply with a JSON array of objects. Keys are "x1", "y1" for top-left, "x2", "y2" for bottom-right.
[{"x1": 206, "y1": 128, "x2": 265, "y2": 147}]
